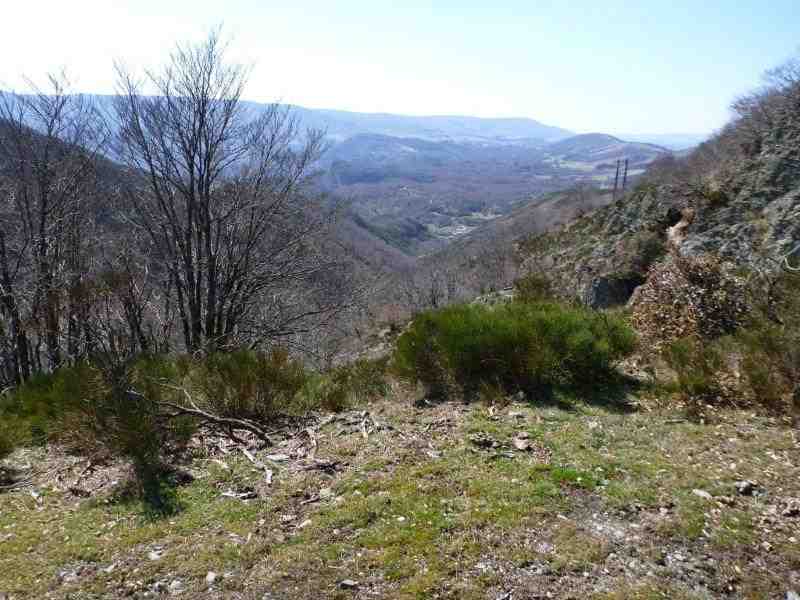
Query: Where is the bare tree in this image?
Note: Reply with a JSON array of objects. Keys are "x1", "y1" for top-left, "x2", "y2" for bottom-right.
[
  {"x1": 731, "y1": 53, "x2": 800, "y2": 163},
  {"x1": 0, "y1": 74, "x2": 106, "y2": 382},
  {"x1": 113, "y1": 29, "x2": 339, "y2": 353},
  {"x1": 398, "y1": 265, "x2": 461, "y2": 315}
]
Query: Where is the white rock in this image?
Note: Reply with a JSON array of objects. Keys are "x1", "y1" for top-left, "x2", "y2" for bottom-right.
[
  {"x1": 692, "y1": 489, "x2": 713, "y2": 500},
  {"x1": 265, "y1": 453, "x2": 290, "y2": 462}
]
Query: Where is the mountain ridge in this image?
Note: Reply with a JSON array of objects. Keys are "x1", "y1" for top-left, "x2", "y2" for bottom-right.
[{"x1": 7, "y1": 92, "x2": 705, "y2": 148}]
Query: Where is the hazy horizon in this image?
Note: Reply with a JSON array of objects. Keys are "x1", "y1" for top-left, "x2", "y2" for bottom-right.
[{"x1": 1, "y1": 1, "x2": 798, "y2": 136}]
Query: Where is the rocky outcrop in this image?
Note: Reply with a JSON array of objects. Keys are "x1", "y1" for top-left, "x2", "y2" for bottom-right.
[
  {"x1": 584, "y1": 274, "x2": 644, "y2": 309},
  {"x1": 628, "y1": 255, "x2": 749, "y2": 351},
  {"x1": 520, "y1": 145, "x2": 799, "y2": 304},
  {"x1": 520, "y1": 184, "x2": 687, "y2": 305}
]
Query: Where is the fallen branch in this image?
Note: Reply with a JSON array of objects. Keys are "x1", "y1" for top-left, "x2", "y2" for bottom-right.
[
  {"x1": 71, "y1": 460, "x2": 95, "y2": 488},
  {"x1": 155, "y1": 384, "x2": 274, "y2": 446},
  {"x1": 302, "y1": 459, "x2": 341, "y2": 474},
  {"x1": 304, "y1": 427, "x2": 318, "y2": 461},
  {"x1": 0, "y1": 475, "x2": 36, "y2": 491},
  {"x1": 241, "y1": 448, "x2": 274, "y2": 487}
]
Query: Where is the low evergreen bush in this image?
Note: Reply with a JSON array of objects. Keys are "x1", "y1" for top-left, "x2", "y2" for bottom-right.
[
  {"x1": 514, "y1": 272, "x2": 556, "y2": 303},
  {"x1": 0, "y1": 346, "x2": 389, "y2": 501},
  {"x1": 193, "y1": 348, "x2": 309, "y2": 421},
  {"x1": 194, "y1": 349, "x2": 389, "y2": 418},
  {"x1": 394, "y1": 300, "x2": 636, "y2": 399}
]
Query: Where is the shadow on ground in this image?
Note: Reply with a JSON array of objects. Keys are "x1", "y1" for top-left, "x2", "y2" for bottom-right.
[{"x1": 415, "y1": 372, "x2": 643, "y2": 414}]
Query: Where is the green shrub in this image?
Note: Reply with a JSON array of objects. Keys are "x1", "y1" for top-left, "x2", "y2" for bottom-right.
[
  {"x1": 67, "y1": 358, "x2": 198, "y2": 509},
  {"x1": 700, "y1": 183, "x2": 728, "y2": 208},
  {"x1": 0, "y1": 357, "x2": 195, "y2": 507},
  {"x1": 394, "y1": 301, "x2": 636, "y2": 399},
  {"x1": 0, "y1": 417, "x2": 20, "y2": 459},
  {"x1": 624, "y1": 230, "x2": 667, "y2": 275},
  {"x1": 303, "y1": 357, "x2": 390, "y2": 412},
  {"x1": 0, "y1": 365, "x2": 94, "y2": 447},
  {"x1": 663, "y1": 337, "x2": 727, "y2": 406},
  {"x1": 193, "y1": 349, "x2": 389, "y2": 418},
  {"x1": 662, "y1": 272, "x2": 800, "y2": 416},
  {"x1": 514, "y1": 272, "x2": 555, "y2": 303},
  {"x1": 193, "y1": 348, "x2": 309, "y2": 420},
  {"x1": 0, "y1": 349, "x2": 390, "y2": 503},
  {"x1": 735, "y1": 274, "x2": 800, "y2": 413}
]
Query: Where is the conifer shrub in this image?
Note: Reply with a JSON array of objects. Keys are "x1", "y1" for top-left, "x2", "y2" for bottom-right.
[
  {"x1": 302, "y1": 357, "x2": 390, "y2": 412},
  {"x1": 514, "y1": 272, "x2": 556, "y2": 303},
  {"x1": 192, "y1": 349, "x2": 390, "y2": 418},
  {"x1": 0, "y1": 419, "x2": 18, "y2": 460},
  {"x1": 78, "y1": 358, "x2": 196, "y2": 508},
  {"x1": 0, "y1": 357, "x2": 195, "y2": 508},
  {"x1": 736, "y1": 273, "x2": 800, "y2": 414},
  {"x1": 663, "y1": 338, "x2": 728, "y2": 405},
  {"x1": 0, "y1": 365, "x2": 94, "y2": 447},
  {"x1": 0, "y1": 348, "x2": 391, "y2": 464},
  {"x1": 193, "y1": 348, "x2": 309, "y2": 421},
  {"x1": 624, "y1": 230, "x2": 667, "y2": 275},
  {"x1": 394, "y1": 300, "x2": 636, "y2": 399}
]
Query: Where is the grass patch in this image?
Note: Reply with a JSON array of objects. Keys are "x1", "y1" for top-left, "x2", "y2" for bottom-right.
[
  {"x1": 592, "y1": 584, "x2": 705, "y2": 599},
  {"x1": 550, "y1": 523, "x2": 611, "y2": 573},
  {"x1": 2, "y1": 392, "x2": 798, "y2": 598},
  {"x1": 257, "y1": 421, "x2": 603, "y2": 597},
  {"x1": 0, "y1": 472, "x2": 263, "y2": 596}
]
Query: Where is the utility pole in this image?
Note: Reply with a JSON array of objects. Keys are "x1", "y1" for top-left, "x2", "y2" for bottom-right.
[
  {"x1": 612, "y1": 159, "x2": 621, "y2": 201},
  {"x1": 621, "y1": 158, "x2": 629, "y2": 193}
]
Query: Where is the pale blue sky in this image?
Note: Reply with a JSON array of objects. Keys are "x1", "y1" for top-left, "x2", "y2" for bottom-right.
[{"x1": 1, "y1": 1, "x2": 797, "y2": 134}]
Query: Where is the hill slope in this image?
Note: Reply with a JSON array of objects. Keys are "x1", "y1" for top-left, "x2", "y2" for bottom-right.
[
  {"x1": 546, "y1": 133, "x2": 667, "y2": 165},
  {"x1": 520, "y1": 67, "x2": 800, "y2": 306},
  {"x1": 3, "y1": 392, "x2": 798, "y2": 599}
]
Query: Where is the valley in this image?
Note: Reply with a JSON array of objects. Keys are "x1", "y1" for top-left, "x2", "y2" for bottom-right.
[{"x1": 318, "y1": 130, "x2": 671, "y2": 255}]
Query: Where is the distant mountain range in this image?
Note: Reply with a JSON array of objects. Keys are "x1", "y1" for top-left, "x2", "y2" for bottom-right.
[
  {"x1": 273, "y1": 105, "x2": 573, "y2": 144},
  {"x1": 272, "y1": 105, "x2": 708, "y2": 150},
  {"x1": 263, "y1": 105, "x2": 708, "y2": 149},
  {"x1": 614, "y1": 133, "x2": 709, "y2": 150}
]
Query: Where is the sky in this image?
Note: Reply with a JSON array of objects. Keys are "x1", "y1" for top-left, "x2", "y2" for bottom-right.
[{"x1": 0, "y1": 1, "x2": 797, "y2": 135}]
